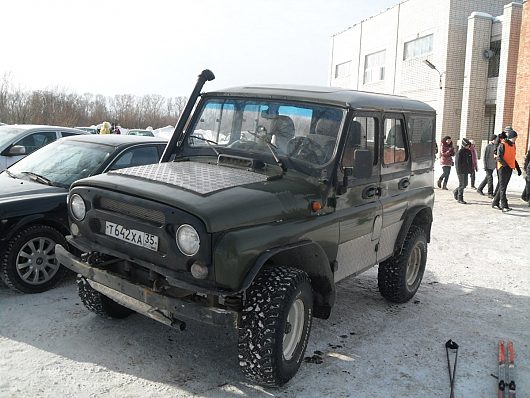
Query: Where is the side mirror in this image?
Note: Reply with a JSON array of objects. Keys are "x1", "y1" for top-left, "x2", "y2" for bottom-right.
[
  {"x1": 8, "y1": 145, "x2": 26, "y2": 156},
  {"x1": 353, "y1": 149, "x2": 373, "y2": 179}
]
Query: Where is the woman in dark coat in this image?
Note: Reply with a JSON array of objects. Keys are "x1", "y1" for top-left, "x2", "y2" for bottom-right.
[
  {"x1": 437, "y1": 136, "x2": 455, "y2": 189},
  {"x1": 453, "y1": 138, "x2": 474, "y2": 204}
]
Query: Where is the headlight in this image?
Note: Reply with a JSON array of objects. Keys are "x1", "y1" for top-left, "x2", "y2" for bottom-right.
[
  {"x1": 176, "y1": 224, "x2": 200, "y2": 256},
  {"x1": 70, "y1": 194, "x2": 86, "y2": 221}
]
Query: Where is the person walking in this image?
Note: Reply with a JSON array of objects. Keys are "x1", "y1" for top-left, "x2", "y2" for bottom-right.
[
  {"x1": 453, "y1": 138, "x2": 474, "y2": 204},
  {"x1": 437, "y1": 136, "x2": 455, "y2": 190},
  {"x1": 476, "y1": 135, "x2": 497, "y2": 198},
  {"x1": 491, "y1": 130, "x2": 522, "y2": 212},
  {"x1": 469, "y1": 139, "x2": 478, "y2": 188}
]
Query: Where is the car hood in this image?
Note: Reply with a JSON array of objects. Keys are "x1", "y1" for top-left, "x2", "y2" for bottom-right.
[
  {"x1": 73, "y1": 161, "x2": 327, "y2": 232},
  {"x1": 0, "y1": 174, "x2": 67, "y2": 202}
]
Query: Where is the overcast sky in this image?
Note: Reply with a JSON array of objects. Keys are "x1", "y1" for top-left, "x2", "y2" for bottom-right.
[{"x1": 1, "y1": 0, "x2": 398, "y2": 98}]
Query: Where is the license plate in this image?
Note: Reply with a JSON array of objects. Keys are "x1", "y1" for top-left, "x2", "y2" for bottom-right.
[{"x1": 105, "y1": 221, "x2": 158, "y2": 251}]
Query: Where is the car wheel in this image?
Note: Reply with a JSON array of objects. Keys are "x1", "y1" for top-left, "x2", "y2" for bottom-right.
[
  {"x1": 238, "y1": 266, "x2": 313, "y2": 387},
  {"x1": 0, "y1": 225, "x2": 68, "y2": 293},
  {"x1": 378, "y1": 225, "x2": 427, "y2": 303},
  {"x1": 77, "y1": 276, "x2": 134, "y2": 319}
]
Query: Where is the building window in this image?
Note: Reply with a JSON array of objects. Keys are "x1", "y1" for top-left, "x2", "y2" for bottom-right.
[
  {"x1": 335, "y1": 61, "x2": 352, "y2": 78},
  {"x1": 487, "y1": 40, "x2": 501, "y2": 78},
  {"x1": 403, "y1": 34, "x2": 433, "y2": 60},
  {"x1": 364, "y1": 50, "x2": 386, "y2": 84}
]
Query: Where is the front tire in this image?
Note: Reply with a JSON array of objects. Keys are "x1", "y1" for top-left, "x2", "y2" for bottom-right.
[
  {"x1": 0, "y1": 225, "x2": 68, "y2": 293},
  {"x1": 77, "y1": 276, "x2": 134, "y2": 319},
  {"x1": 378, "y1": 225, "x2": 427, "y2": 303},
  {"x1": 238, "y1": 267, "x2": 313, "y2": 387}
]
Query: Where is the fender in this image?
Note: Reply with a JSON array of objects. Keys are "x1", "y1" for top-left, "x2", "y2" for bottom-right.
[
  {"x1": 0, "y1": 213, "x2": 69, "y2": 244},
  {"x1": 241, "y1": 240, "x2": 336, "y2": 319},
  {"x1": 392, "y1": 205, "x2": 433, "y2": 255}
]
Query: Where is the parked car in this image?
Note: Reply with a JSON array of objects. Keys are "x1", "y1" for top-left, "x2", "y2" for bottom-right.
[
  {"x1": 0, "y1": 134, "x2": 167, "y2": 293},
  {"x1": 56, "y1": 71, "x2": 436, "y2": 386},
  {"x1": 0, "y1": 125, "x2": 88, "y2": 170},
  {"x1": 74, "y1": 126, "x2": 98, "y2": 134},
  {"x1": 127, "y1": 129, "x2": 154, "y2": 137}
]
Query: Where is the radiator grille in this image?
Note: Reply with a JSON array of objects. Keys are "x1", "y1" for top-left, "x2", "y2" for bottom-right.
[{"x1": 97, "y1": 197, "x2": 165, "y2": 225}]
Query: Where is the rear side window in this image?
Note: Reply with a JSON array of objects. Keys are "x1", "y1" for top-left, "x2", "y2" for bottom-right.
[
  {"x1": 408, "y1": 116, "x2": 435, "y2": 159},
  {"x1": 383, "y1": 118, "x2": 408, "y2": 164}
]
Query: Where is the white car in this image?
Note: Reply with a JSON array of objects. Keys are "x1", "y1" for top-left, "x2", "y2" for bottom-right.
[{"x1": 0, "y1": 125, "x2": 88, "y2": 170}]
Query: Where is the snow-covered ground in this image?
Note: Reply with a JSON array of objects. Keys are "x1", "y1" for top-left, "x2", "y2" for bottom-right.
[{"x1": 1, "y1": 164, "x2": 528, "y2": 397}]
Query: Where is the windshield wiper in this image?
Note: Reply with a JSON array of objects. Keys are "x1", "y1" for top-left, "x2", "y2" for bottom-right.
[
  {"x1": 189, "y1": 135, "x2": 220, "y2": 156},
  {"x1": 21, "y1": 171, "x2": 53, "y2": 186},
  {"x1": 4, "y1": 169, "x2": 18, "y2": 179},
  {"x1": 244, "y1": 130, "x2": 287, "y2": 173}
]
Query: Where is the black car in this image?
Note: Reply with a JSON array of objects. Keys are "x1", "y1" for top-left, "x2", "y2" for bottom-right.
[{"x1": 0, "y1": 134, "x2": 167, "y2": 293}]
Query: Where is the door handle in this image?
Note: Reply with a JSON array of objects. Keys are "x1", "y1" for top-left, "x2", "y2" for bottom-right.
[{"x1": 398, "y1": 178, "x2": 410, "y2": 190}]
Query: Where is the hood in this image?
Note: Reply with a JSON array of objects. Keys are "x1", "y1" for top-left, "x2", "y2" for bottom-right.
[
  {"x1": 73, "y1": 161, "x2": 326, "y2": 232},
  {"x1": 0, "y1": 174, "x2": 66, "y2": 202}
]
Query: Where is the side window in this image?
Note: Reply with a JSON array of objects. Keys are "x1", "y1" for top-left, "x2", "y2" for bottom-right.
[
  {"x1": 341, "y1": 115, "x2": 378, "y2": 168},
  {"x1": 383, "y1": 118, "x2": 408, "y2": 164},
  {"x1": 61, "y1": 131, "x2": 81, "y2": 137},
  {"x1": 15, "y1": 132, "x2": 57, "y2": 154},
  {"x1": 110, "y1": 146, "x2": 160, "y2": 170},
  {"x1": 408, "y1": 116, "x2": 435, "y2": 159}
]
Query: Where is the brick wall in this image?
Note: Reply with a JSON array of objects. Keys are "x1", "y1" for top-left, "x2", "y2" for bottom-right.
[{"x1": 513, "y1": 0, "x2": 530, "y2": 163}]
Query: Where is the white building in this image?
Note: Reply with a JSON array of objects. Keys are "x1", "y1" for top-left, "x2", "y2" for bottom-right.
[{"x1": 329, "y1": 0, "x2": 524, "y2": 154}]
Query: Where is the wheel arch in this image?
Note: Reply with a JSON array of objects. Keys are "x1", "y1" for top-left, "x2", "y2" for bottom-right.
[
  {"x1": 393, "y1": 206, "x2": 432, "y2": 254},
  {"x1": 242, "y1": 241, "x2": 336, "y2": 319},
  {"x1": 3, "y1": 215, "x2": 70, "y2": 244}
]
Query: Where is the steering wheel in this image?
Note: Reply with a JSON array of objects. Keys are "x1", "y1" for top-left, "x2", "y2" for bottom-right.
[{"x1": 287, "y1": 136, "x2": 326, "y2": 164}]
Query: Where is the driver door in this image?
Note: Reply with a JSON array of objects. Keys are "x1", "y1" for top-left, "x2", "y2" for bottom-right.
[{"x1": 334, "y1": 113, "x2": 382, "y2": 282}]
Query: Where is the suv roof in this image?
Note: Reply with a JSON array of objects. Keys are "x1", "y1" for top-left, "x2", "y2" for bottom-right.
[{"x1": 208, "y1": 85, "x2": 435, "y2": 112}]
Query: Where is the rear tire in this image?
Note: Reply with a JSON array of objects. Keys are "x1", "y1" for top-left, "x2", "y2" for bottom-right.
[
  {"x1": 238, "y1": 266, "x2": 313, "y2": 387},
  {"x1": 378, "y1": 225, "x2": 427, "y2": 303},
  {"x1": 77, "y1": 276, "x2": 134, "y2": 319}
]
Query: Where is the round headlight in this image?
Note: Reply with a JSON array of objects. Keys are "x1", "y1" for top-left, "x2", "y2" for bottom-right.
[
  {"x1": 70, "y1": 194, "x2": 86, "y2": 221},
  {"x1": 176, "y1": 224, "x2": 200, "y2": 256}
]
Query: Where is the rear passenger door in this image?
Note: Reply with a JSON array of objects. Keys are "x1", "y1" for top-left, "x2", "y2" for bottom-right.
[
  {"x1": 334, "y1": 112, "x2": 382, "y2": 282},
  {"x1": 378, "y1": 113, "x2": 410, "y2": 262}
]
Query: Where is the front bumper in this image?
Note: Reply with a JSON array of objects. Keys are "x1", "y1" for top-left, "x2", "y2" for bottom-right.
[{"x1": 55, "y1": 244, "x2": 239, "y2": 328}]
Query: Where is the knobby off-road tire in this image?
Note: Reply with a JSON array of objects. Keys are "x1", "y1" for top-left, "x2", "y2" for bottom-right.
[
  {"x1": 77, "y1": 276, "x2": 134, "y2": 319},
  {"x1": 378, "y1": 225, "x2": 427, "y2": 303},
  {"x1": 0, "y1": 225, "x2": 68, "y2": 293},
  {"x1": 238, "y1": 266, "x2": 313, "y2": 387}
]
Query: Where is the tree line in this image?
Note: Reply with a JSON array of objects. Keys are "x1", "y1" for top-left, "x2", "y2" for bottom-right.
[{"x1": 0, "y1": 74, "x2": 187, "y2": 129}]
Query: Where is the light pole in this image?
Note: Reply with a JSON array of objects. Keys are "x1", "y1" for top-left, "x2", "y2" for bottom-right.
[{"x1": 423, "y1": 60, "x2": 444, "y2": 90}]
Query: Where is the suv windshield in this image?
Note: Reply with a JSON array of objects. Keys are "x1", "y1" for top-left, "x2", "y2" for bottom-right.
[
  {"x1": 186, "y1": 98, "x2": 345, "y2": 168},
  {"x1": 8, "y1": 139, "x2": 113, "y2": 188}
]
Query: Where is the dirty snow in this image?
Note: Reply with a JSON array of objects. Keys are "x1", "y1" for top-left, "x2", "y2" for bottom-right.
[{"x1": 1, "y1": 164, "x2": 529, "y2": 397}]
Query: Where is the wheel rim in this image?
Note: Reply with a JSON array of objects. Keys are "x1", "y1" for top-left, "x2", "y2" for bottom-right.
[
  {"x1": 406, "y1": 244, "x2": 422, "y2": 287},
  {"x1": 283, "y1": 298, "x2": 305, "y2": 360},
  {"x1": 15, "y1": 237, "x2": 59, "y2": 285}
]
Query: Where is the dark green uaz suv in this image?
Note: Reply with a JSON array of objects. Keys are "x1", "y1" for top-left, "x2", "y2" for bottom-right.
[{"x1": 56, "y1": 70, "x2": 436, "y2": 387}]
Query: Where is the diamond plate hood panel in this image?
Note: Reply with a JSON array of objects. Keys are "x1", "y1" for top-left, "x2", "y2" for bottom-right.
[
  {"x1": 110, "y1": 162, "x2": 268, "y2": 195},
  {"x1": 76, "y1": 161, "x2": 324, "y2": 233}
]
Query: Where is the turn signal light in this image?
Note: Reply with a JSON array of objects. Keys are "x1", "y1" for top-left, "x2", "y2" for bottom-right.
[
  {"x1": 190, "y1": 262, "x2": 209, "y2": 279},
  {"x1": 311, "y1": 201, "x2": 322, "y2": 212}
]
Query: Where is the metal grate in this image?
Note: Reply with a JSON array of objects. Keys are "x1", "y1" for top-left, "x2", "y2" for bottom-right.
[{"x1": 97, "y1": 197, "x2": 165, "y2": 225}]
